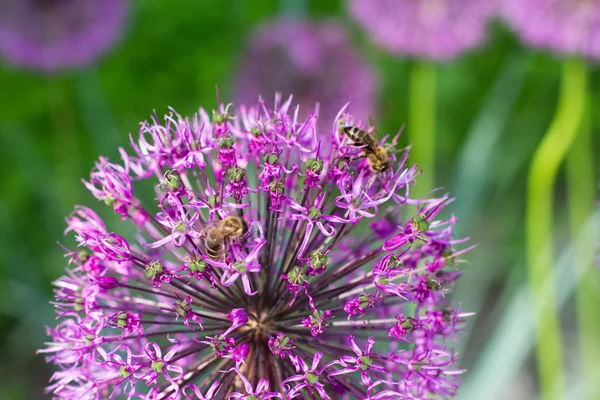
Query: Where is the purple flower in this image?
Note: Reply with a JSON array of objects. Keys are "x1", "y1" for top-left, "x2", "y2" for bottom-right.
[
  {"x1": 182, "y1": 381, "x2": 221, "y2": 400},
  {"x1": 140, "y1": 338, "x2": 184, "y2": 398},
  {"x1": 228, "y1": 368, "x2": 283, "y2": 399},
  {"x1": 233, "y1": 18, "x2": 376, "y2": 139},
  {"x1": 40, "y1": 94, "x2": 470, "y2": 399},
  {"x1": 268, "y1": 333, "x2": 295, "y2": 359},
  {"x1": 348, "y1": 0, "x2": 497, "y2": 60},
  {"x1": 283, "y1": 352, "x2": 339, "y2": 399},
  {"x1": 329, "y1": 336, "x2": 387, "y2": 386},
  {"x1": 502, "y1": 0, "x2": 600, "y2": 59},
  {"x1": 0, "y1": 0, "x2": 128, "y2": 72},
  {"x1": 171, "y1": 296, "x2": 203, "y2": 330},
  {"x1": 223, "y1": 343, "x2": 249, "y2": 369},
  {"x1": 344, "y1": 293, "x2": 381, "y2": 318}
]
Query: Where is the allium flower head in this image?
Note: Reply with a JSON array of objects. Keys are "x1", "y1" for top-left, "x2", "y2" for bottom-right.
[
  {"x1": 503, "y1": 0, "x2": 600, "y2": 59},
  {"x1": 40, "y1": 93, "x2": 471, "y2": 399},
  {"x1": 0, "y1": 0, "x2": 128, "y2": 71},
  {"x1": 234, "y1": 18, "x2": 376, "y2": 136},
  {"x1": 348, "y1": 0, "x2": 496, "y2": 60}
]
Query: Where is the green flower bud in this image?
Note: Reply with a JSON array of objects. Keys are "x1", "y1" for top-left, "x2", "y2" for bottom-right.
[
  {"x1": 77, "y1": 250, "x2": 89, "y2": 262},
  {"x1": 288, "y1": 266, "x2": 306, "y2": 285},
  {"x1": 310, "y1": 249, "x2": 328, "y2": 270},
  {"x1": 119, "y1": 365, "x2": 132, "y2": 378},
  {"x1": 306, "y1": 372, "x2": 319, "y2": 385},
  {"x1": 160, "y1": 170, "x2": 181, "y2": 192},
  {"x1": 208, "y1": 195, "x2": 221, "y2": 208},
  {"x1": 359, "y1": 355, "x2": 373, "y2": 371},
  {"x1": 146, "y1": 260, "x2": 164, "y2": 279},
  {"x1": 251, "y1": 126, "x2": 262, "y2": 137},
  {"x1": 104, "y1": 195, "x2": 116, "y2": 206},
  {"x1": 442, "y1": 247, "x2": 455, "y2": 266},
  {"x1": 309, "y1": 207, "x2": 321, "y2": 220},
  {"x1": 306, "y1": 158, "x2": 324, "y2": 174},
  {"x1": 189, "y1": 257, "x2": 208, "y2": 273},
  {"x1": 228, "y1": 167, "x2": 246, "y2": 182},
  {"x1": 218, "y1": 135, "x2": 234, "y2": 149},
  {"x1": 212, "y1": 103, "x2": 236, "y2": 124},
  {"x1": 416, "y1": 216, "x2": 429, "y2": 232},
  {"x1": 263, "y1": 152, "x2": 279, "y2": 164},
  {"x1": 269, "y1": 180, "x2": 285, "y2": 195},
  {"x1": 427, "y1": 276, "x2": 441, "y2": 291},
  {"x1": 152, "y1": 360, "x2": 165, "y2": 374},
  {"x1": 234, "y1": 262, "x2": 247, "y2": 274}
]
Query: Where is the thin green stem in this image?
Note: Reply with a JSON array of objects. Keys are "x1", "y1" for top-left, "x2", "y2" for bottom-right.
[
  {"x1": 409, "y1": 61, "x2": 436, "y2": 197},
  {"x1": 526, "y1": 57, "x2": 587, "y2": 400},
  {"x1": 51, "y1": 78, "x2": 80, "y2": 211},
  {"x1": 566, "y1": 89, "x2": 600, "y2": 400}
]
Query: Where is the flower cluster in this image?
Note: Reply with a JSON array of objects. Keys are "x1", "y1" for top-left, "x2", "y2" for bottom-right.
[
  {"x1": 40, "y1": 94, "x2": 471, "y2": 399},
  {"x1": 0, "y1": 0, "x2": 128, "y2": 71},
  {"x1": 233, "y1": 18, "x2": 376, "y2": 136},
  {"x1": 502, "y1": 0, "x2": 600, "y2": 59},
  {"x1": 348, "y1": 0, "x2": 496, "y2": 60}
]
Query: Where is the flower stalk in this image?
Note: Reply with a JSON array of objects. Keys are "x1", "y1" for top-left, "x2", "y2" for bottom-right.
[
  {"x1": 409, "y1": 61, "x2": 436, "y2": 196},
  {"x1": 526, "y1": 57, "x2": 587, "y2": 400},
  {"x1": 566, "y1": 92, "x2": 600, "y2": 400}
]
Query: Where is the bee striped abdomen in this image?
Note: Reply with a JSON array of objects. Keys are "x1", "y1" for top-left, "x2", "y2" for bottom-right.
[
  {"x1": 203, "y1": 216, "x2": 248, "y2": 260},
  {"x1": 205, "y1": 233, "x2": 224, "y2": 260},
  {"x1": 343, "y1": 121, "x2": 390, "y2": 174}
]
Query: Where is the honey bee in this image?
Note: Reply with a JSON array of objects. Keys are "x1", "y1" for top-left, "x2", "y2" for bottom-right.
[
  {"x1": 202, "y1": 216, "x2": 248, "y2": 260},
  {"x1": 343, "y1": 117, "x2": 390, "y2": 173}
]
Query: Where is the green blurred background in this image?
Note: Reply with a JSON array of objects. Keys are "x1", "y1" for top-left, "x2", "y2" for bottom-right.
[{"x1": 0, "y1": 1, "x2": 598, "y2": 399}]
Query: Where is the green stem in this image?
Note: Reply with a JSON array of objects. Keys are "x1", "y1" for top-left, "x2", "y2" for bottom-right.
[
  {"x1": 526, "y1": 57, "x2": 587, "y2": 400},
  {"x1": 409, "y1": 61, "x2": 436, "y2": 197},
  {"x1": 51, "y1": 77, "x2": 79, "y2": 212},
  {"x1": 566, "y1": 89, "x2": 600, "y2": 400}
]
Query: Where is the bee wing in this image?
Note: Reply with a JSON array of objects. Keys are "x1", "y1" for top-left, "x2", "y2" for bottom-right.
[
  {"x1": 362, "y1": 116, "x2": 380, "y2": 150},
  {"x1": 200, "y1": 220, "x2": 220, "y2": 237},
  {"x1": 368, "y1": 116, "x2": 380, "y2": 140}
]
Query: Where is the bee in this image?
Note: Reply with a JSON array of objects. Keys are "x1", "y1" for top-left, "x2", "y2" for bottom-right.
[
  {"x1": 202, "y1": 216, "x2": 248, "y2": 260},
  {"x1": 343, "y1": 117, "x2": 390, "y2": 173}
]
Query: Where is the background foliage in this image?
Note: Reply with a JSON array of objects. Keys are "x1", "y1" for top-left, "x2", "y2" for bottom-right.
[{"x1": 0, "y1": 0, "x2": 598, "y2": 398}]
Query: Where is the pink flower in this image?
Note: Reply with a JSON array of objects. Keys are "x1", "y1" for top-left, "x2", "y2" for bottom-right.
[{"x1": 349, "y1": 0, "x2": 497, "y2": 60}]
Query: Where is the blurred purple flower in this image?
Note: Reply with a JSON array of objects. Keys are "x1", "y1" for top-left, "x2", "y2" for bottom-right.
[
  {"x1": 40, "y1": 95, "x2": 471, "y2": 399},
  {"x1": 0, "y1": 0, "x2": 128, "y2": 72},
  {"x1": 348, "y1": 0, "x2": 497, "y2": 60},
  {"x1": 503, "y1": 0, "x2": 600, "y2": 59},
  {"x1": 233, "y1": 18, "x2": 376, "y2": 136}
]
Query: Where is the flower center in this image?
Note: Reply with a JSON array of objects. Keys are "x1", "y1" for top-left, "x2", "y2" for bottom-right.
[
  {"x1": 306, "y1": 372, "x2": 319, "y2": 385},
  {"x1": 239, "y1": 310, "x2": 276, "y2": 346}
]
